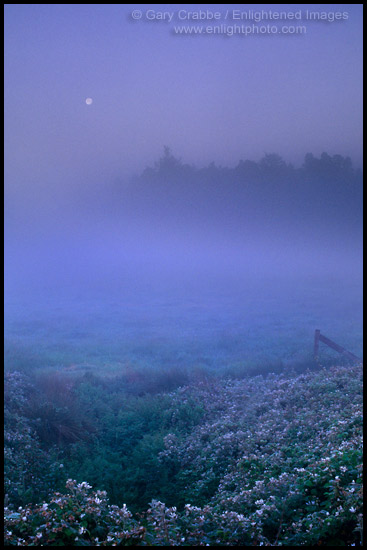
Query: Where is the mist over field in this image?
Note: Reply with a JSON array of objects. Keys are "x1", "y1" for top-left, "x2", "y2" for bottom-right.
[
  {"x1": 4, "y1": 148, "x2": 363, "y2": 376},
  {"x1": 4, "y1": 4, "x2": 363, "y2": 547}
]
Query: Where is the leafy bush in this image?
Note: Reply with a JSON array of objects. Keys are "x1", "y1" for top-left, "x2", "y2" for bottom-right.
[
  {"x1": 4, "y1": 364, "x2": 363, "y2": 545},
  {"x1": 4, "y1": 372, "x2": 66, "y2": 507}
]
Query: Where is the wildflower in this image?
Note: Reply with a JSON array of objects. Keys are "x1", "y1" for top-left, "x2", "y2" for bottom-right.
[
  {"x1": 349, "y1": 507, "x2": 357, "y2": 513},
  {"x1": 79, "y1": 526, "x2": 87, "y2": 534},
  {"x1": 42, "y1": 503, "x2": 48, "y2": 510},
  {"x1": 78, "y1": 482, "x2": 92, "y2": 490},
  {"x1": 121, "y1": 503, "x2": 132, "y2": 518}
]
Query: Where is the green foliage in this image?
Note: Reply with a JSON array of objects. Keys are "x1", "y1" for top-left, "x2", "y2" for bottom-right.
[
  {"x1": 4, "y1": 372, "x2": 66, "y2": 507},
  {"x1": 4, "y1": 364, "x2": 363, "y2": 546}
]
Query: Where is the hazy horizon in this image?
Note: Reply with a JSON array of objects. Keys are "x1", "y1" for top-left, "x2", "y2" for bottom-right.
[{"x1": 4, "y1": 4, "x2": 363, "y2": 371}]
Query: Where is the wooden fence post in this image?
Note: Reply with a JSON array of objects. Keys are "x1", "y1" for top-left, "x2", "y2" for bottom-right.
[
  {"x1": 314, "y1": 329, "x2": 320, "y2": 359},
  {"x1": 314, "y1": 329, "x2": 362, "y2": 363}
]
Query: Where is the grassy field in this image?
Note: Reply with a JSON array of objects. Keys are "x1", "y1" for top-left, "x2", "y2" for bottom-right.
[
  {"x1": 4, "y1": 275, "x2": 363, "y2": 379},
  {"x1": 4, "y1": 271, "x2": 363, "y2": 546}
]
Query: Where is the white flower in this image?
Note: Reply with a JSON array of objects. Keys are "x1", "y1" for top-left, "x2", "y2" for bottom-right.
[
  {"x1": 121, "y1": 503, "x2": 132, "y2": 518},
  {"x1": 42, "y1": 503, "x2": 48, "y2": 510},
  {"x1": 78, "y1": 482, "x2": 92, "y2": 490},
  {"x1": 36, "y1": 533, "x2": 42, "y2": 539},
  {"x1": 79, "y1": 526, "x2": 87, "y2": 534},
  {"x1": 349, "y1": 507, "x2": 357, "y2": 513}
]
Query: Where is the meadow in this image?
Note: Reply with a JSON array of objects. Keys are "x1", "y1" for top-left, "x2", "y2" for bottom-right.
[
  {"x1": 4, "y1": 273, "x2": 363, "y2": 546},
  {"x1": 4, "y1": 273, "x2": 363, "y2": 378}
]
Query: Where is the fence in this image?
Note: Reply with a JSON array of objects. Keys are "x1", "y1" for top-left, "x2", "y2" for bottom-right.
[{"x1": 314, "y1": 329, "x2": 362, "y2": 363}]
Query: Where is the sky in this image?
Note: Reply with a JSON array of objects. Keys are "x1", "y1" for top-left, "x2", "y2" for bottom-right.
[
  {"x1": 4, "y1": 4, "x2": 363, "y2": 295},
  {"x1": 5, "y1": 4, "x2": 363, "y2": 193}
]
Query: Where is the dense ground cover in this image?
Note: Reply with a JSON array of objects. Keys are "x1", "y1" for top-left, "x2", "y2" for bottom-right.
[{"x1": 4, "y1": 363, "x2": 363, "y2": 546}]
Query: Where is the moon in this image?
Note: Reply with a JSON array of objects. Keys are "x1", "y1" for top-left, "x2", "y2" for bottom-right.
[{"x1": 85, "y1": 97, "x2": 93, "y2": 105}]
